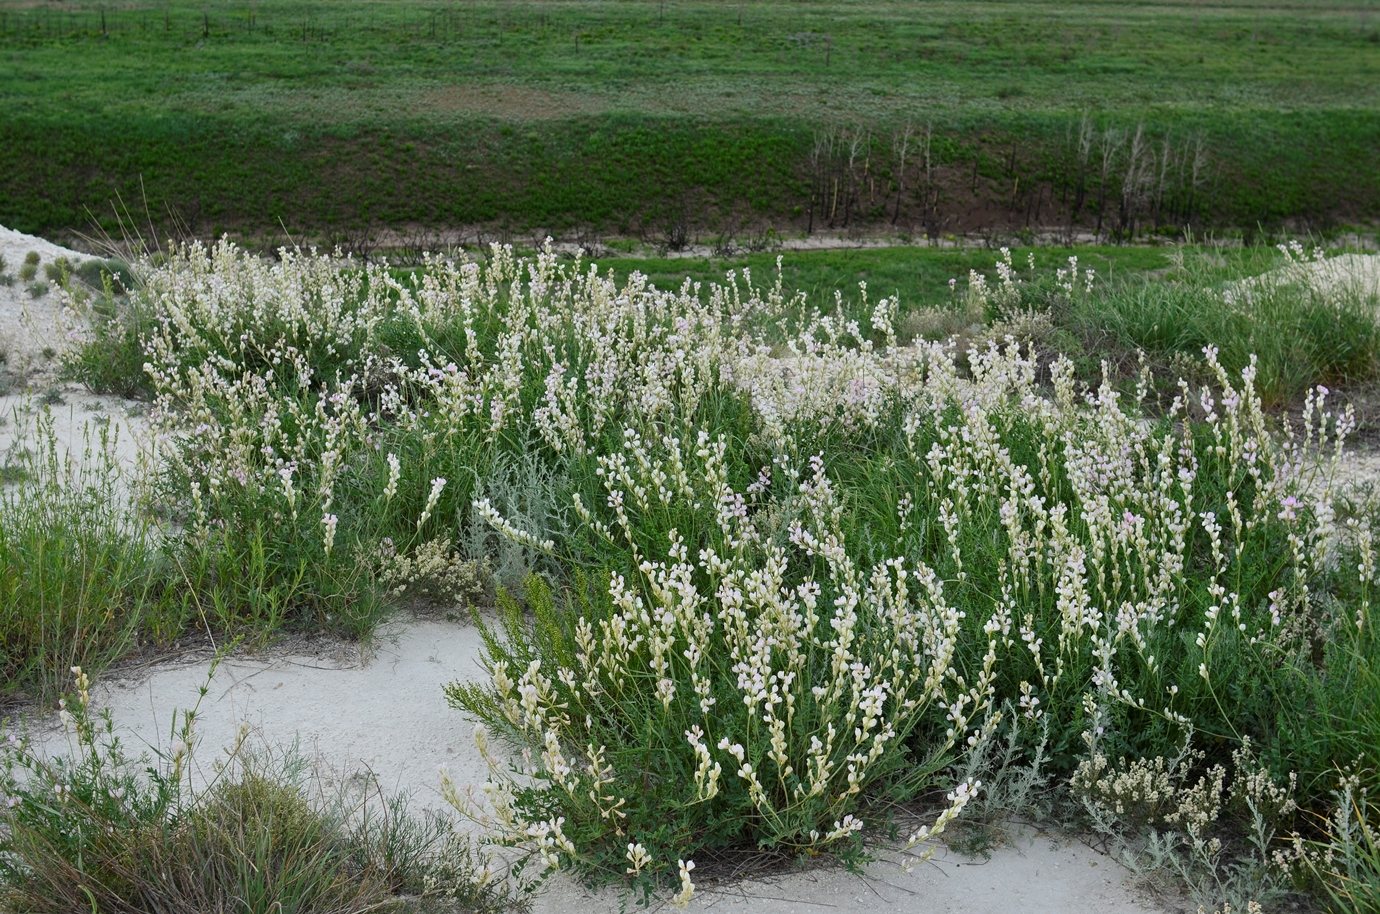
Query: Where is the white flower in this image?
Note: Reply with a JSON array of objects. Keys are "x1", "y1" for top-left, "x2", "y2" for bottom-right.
[{"x1": 322, "y1": 512, "x2": 339, "y2": 555}]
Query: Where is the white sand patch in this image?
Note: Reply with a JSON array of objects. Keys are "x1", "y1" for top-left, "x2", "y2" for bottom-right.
[
  {"x1": 0, "y1": 226, "x2": 151, "y2": 496},
  {"x1": 23, "y1": 617, "x2": 1173, "y2": 914},
  {"x1": 0, "y1": 225, "x2": 92, "y2": 267},
  {"x1": 34, "y1": 619, "x2": 493, "y2": 804},
  {"x1": 539, "y1": 822, "x2": 1173, "y2": 914},
  {"x1": 1225, "y1": 252, "x2": 1380, "y2": 306},
  {"x1": 0, "y1": 393, "x2": 153, "y2": 501},
  {"x1": 1278, "y1": 253, "x2": 1380, "y2": 300},
  {"x1": 0, "y1": 225, "x2": 95, "y2": 379}
]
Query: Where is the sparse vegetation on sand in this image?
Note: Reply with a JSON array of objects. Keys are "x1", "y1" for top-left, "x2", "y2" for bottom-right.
[
  {"x1": 16, "y1": 254, "x2": 38, "y2": 284},
  {"x1": 2, "y1": 242, "x2": 1377, "y2": 911},
  {"x1": 1, "y1": 669, "x2": 527, "y2": 914},
  {"x1": 0, "y1": 416, "x2": 170, "y2": 706}
]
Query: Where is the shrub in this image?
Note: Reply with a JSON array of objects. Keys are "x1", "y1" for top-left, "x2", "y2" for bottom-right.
[
  {"x1": 132, "y1": 240, "x2": 775, "y2": 619},
  {"x1": 72, "y1": 257, "x2": 134, "y2": 293},
  {"x1": 41, "y1": 257, "x2": 71, "y2": 284},
  {"x1": 447, "y1": 477, "x2": 982, "y2": 895},
  {"x1": 448, "y1": 338, "x2": 1360, "y2": 896}
]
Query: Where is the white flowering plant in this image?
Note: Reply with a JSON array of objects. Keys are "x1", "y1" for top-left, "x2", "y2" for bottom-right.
[
  {"x1": 101, "y1": 239, "x2": 1379, "y2": 906},
  {"x1": 445, "y1": 439, "x2": 989, "y2": 895},
  {"x1": 444, "y1": 335, "x2": 1366, "y2": 895}
]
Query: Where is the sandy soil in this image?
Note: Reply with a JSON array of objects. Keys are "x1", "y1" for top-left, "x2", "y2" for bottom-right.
[
  {"x1": 0, "y1": 227, "x2": 153, "y2": 490},
  {"x1": 1298, "y1": 253, "x2": 1380, "y2": 299},
  {"x1": 1225, "y1": 252, "x2": 1380, "y2": 305},
  {"x1": 0, "y1": 225, "x2": 93, "y2": 381},
  {"x1": 31, "y1": 619, "x2": 1174, "y2": 914}
]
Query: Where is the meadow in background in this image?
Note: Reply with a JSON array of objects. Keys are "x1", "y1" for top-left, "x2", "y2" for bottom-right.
[{"x1": 0, "y1": 0, "x2": 1377, "y2": 245}]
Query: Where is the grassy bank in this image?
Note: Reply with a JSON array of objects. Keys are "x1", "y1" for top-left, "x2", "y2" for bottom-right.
[
  {"x1": 1, "y1": 0, "x2": 1377, "y2": 241},
  {"x1": 594, "y1": 243, "x2": 1197, "y2": 305}
]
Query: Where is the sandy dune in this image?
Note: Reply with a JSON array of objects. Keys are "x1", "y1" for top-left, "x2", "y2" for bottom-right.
[{"x1": 34, "y1": 619, "x2": 1173, "y2": 914}]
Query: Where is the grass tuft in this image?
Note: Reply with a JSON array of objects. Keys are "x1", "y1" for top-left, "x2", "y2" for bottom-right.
[{"x1": 0, "y1": 672, "x2": 528, "y2": 914}]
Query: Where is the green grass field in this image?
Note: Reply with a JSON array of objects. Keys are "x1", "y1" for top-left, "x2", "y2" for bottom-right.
[
  {"x1": 5, "y1": 5, "x2": 1380, "y2": 909},
  {"x1": 595, "y1": 243, "x2": 1184, "y2": 305},
  {"x1": 1, "y1": 0, "x2": 1377, "y2": 242}
]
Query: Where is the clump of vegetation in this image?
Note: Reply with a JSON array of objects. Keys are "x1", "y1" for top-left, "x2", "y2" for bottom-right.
[
  {"x1": 0, "y1": 407, "x2": 386, "y2": 708},
  {"x1": 0, "y1": 671, "x2": 529, "y2": 914},
  {"x1": 1064, "y1": 246, "x2": 1380, "y2": 407},
  {"x1": 62, "y1": 282, "x2": 158, "y2": 399},
  {"x1": 41, "y1": 257, "x2": 71, "y2": 284},
  {"x1": 1308, "y1": 781, "x2": 1380, "y2": 914},
  {"x1": 72, "y1": 257, "x2": 134, "y2": 294},
  {"x1": 0, "y1": 416, "x2": 172, "y2": 705},
  {"x1": 24, "y1": 281, "x2": 48, "y2": 299},
  {"x1": 905, "y1": 244, "x2": 1380, "y2": 408},
  {"x1": 17, "y1": 251, "x2": 39, "y2": 282}
]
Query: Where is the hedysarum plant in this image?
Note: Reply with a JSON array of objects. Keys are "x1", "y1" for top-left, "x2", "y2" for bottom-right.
[
  {"x1": 445, "y1": 341, "x2": 1362, "y2": 900},
  {"x1": 444, "y1": 435, "x2": 988, "y2": 902},
  {"x1": 125, "y1": 240, "x2": 1374, "y2": 905}
]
